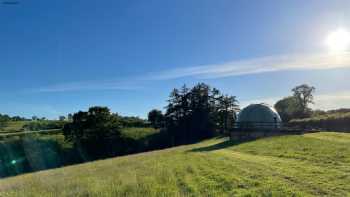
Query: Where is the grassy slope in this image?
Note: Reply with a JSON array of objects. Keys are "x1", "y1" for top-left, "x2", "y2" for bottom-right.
[{"x1": 0, "y1": 132, "x2": 349, "y2": 197}]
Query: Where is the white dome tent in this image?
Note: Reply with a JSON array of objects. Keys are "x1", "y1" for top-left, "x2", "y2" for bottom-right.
[{"x1": 236, "y1": 103, "x2": 282, "y2": 129}]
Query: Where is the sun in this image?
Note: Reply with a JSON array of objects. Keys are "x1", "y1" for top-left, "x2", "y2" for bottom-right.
[{"x1": 325, "y1": 28, "x2": 350, "y2": 53}]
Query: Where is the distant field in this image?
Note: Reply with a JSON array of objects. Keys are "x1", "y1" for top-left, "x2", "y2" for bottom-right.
[
  {"x1": 121, "y1": 127, "x2": 159, "y2": 139},
  {"x1": 0, "y1": 120, "x2": 66, "y2": 134},
  {"x1": 289, "y1": 111, "x2": 350, "y2": 131},
  {"x1": 0, "y1": 121, "x2": 29, "y2": 133},
  {"x1": 0, "y1": 129, "x2": 63, "y2": 139},
  {"x1": 0, "y1": 132, "x2": 349, "y2": 196},
  {"x1": 0, "y1": 127, "x2": 157, "y2": 139}
]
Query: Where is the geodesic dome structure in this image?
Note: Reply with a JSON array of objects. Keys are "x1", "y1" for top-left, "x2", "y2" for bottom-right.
[{"x1": 237, "y1": 103, "x2": 282, "y2": 129}]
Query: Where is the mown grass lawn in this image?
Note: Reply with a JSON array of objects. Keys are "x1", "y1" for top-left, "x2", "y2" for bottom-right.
[{"x1": 0, "y1": 132, "x2": 349, "y2": 197}]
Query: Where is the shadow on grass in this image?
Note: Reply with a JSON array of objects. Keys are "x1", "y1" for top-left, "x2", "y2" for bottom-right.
[
  {"x1": 0, "y1": 131, "x2": 172, "y2": 178},
  {"x1": 189, "y1": 138, "x2": 253, "y2": 152}
]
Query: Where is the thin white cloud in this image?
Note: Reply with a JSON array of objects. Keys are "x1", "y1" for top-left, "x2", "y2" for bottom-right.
[
  {"x1": 34, "y1": 80, "x2": 141, "y2": 93},
  {"x1": 33, "y1": 52, "x2": 350, "y2": 92},
  {"x1": 151, "y1": 52, "x2": 350, "y2": 79}
]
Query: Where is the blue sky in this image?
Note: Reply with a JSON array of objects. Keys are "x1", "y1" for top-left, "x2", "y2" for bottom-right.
[{"x1": 1, "y1": 0, "x2": 350, "y2": 119}]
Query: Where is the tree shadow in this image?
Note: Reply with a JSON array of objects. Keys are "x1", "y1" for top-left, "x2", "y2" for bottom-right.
[
  {"x1": 0, "y1": 131, "x2": 174, "y2": 178},
  {"x1": 189, "y1": 138, "x2": 253, "y2": 152}
]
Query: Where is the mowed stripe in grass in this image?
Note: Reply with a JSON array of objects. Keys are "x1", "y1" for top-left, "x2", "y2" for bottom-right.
[{"x1": 0, "y1": 132, "x2": 349, "y2": 196}]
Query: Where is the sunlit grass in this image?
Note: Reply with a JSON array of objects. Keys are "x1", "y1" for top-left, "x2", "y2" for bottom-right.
[
  {"x1": 121, "y1": 127, "x2": 159, "y2": 140},
  {"x1": 0, "y1": 132, "x2": 349, "y2": 196},
  {"x1": 0, "y1": 121, "x2": 29, "y2": 133}
]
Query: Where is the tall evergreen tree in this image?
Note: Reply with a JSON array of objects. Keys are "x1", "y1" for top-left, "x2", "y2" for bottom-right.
[{"x1": 164, "y1": 83, "x2": 239, "y2": 144}]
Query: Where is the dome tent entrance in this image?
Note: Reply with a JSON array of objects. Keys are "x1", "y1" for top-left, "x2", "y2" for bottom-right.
[{"x1": 236, "y1": 103, "x2": 282, "y2": 129}]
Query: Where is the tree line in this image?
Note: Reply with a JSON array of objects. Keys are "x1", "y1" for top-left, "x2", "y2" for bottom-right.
[
  {"x1": 0, "y1": 114, "x2": 28, "y2": 129},
  {"x1": 149, "y1": 83, "x2": 239, "y2": 145},
  {"x1": 3, "y1": 82, "x2": 348, "y2": 178},
  {"x1": 63, "y1": 83, "x2": 239, "y2": 159},
  {"x1": 62, "y1": 83, "x2": 324, "y2": 159},
  {"x1": 0, "y1": 114, "x2": 28, "y2": 122}
]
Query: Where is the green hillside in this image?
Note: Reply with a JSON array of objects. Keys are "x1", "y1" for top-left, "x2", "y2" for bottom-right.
[{"x1": 0, "y1": 132, "x2": 349, "y2": 196}]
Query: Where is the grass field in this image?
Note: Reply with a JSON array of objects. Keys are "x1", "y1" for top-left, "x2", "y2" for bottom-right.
[
  {"x1": 121, "y1": 127, "x2": 159, "y2": 140},
  {"x1": 0, "y1": 132, "x2": 349, "y2": 196},
  {"x1": 0, "y1": 121, "x2": 29, "y2": 133}
]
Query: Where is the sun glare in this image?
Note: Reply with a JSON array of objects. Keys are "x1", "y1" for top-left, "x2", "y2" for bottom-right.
[{"x1": 325, "y1": 28, "x2": 350, "y2": 53}]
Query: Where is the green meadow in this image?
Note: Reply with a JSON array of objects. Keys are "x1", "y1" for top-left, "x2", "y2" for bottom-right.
[{"x1": 0, "y1": 132, "x2": 349, "y2": 197}]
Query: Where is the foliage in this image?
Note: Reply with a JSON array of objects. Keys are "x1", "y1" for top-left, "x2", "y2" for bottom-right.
[
  {"x1": 289, "y1": 111, "x2": 350, "y2": 131},
  {"x1": 326, "y1": 108, "x2": 350, "y2": 114},
  {"x1": 0, "y1": 114, "x2": 27, "y2": 122},
  {"x1": 117, "y1": 115, "x2": 149, "y2": 128},
  {"x1": 1, "y1": 132, "x2": 349, "y2": 196},
  {"x1": 0, "y1": 121, "x2": 30, "y2": 133},
  {"x1": 292, "y1": 84, "x2": 315, "y2": 117},
  {"x1": 312, "y1": 109, "x2": 327, "y2": 117},
  {"x1": 164, "y1": 83, "x2": 239, "y2": 145},
  {"x1": 0, "y1": 134, "x2": 67, "y2": 178},
  {"x1": 67, "y1": 113, "x2": 73, "y2": 121},
  {"x1": 275, "y1": 84, "x2": 315, "y2": 122},
  {"x1": 58, "y1": 116, "x2": 66, "y2": 121},
  {"x1": 0, "y1": 121, "x2": 7, "y2": 130},
  {"x1": 216, "y1": 95, "x2": 239, "y2": 134},
  {"x1": 0, "y1": 114, "x2": 28, "y2": 130},
  {"x1": 0, "y1": 126, "x2": 164, "y2": 177},
  {"x1": 274, "y1": 96, "x2": 302, "y2": 122},
  {"x1": 121, "y1": 127, "x2": 159, "y2": 140},
  {"x1": 148, "y1": 109, "x2": 164, "y2": 128},
  {"x1": 23, "y1": 120, "x2": 66, "y2": 131},
  {"x1": 63, "y1": 106, "x2": 122, "y2": 159}
]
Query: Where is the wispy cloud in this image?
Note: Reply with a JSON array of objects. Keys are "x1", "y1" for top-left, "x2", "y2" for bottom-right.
[
  {"x1": 34, "y1": 80, "x2": 141, "y2": 93},
  {"x1": 151, "y1": 52, "x2": 350, "y2": 79},
  {"x1": 32, "y1": 52, "x2": 350, "y2": 92}
]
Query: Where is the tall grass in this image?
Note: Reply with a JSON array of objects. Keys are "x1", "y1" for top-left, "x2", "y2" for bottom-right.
[{"x1": 0, "y1": 132, "x2": 349, "y2": 196}]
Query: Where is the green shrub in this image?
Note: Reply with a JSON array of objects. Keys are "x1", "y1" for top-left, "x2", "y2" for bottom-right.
[{"x1": 23, "y1": 120, "x2": 66, "y2": 131}]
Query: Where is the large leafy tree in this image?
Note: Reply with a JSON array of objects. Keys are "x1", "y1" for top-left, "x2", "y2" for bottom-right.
[
  {"x1": 275, "y1": 84, "x2": 316, "y2": 122},
  {"x1": 274, "y1": 96, "x2": 302, "y2": 122},
  {"x1": 63, "y1": 106, "x2": 122, "y2": 158},
  {"x1": 292, "y1": 84, "x2": 315, "y2": 115}
]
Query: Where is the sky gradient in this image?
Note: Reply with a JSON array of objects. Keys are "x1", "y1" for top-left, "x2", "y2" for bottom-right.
[{"x1": 1, "y1": 0, "x2": 350, "y2": 119}]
